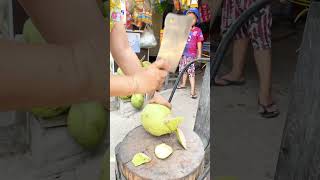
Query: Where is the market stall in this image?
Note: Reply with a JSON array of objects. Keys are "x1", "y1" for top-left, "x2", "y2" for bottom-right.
[
  {"x1": 116, "y1": 0, "x2": 212, "y2": 66},
  {"x1": 111, "y1": 0, "x2": 212, "y2": 89}
]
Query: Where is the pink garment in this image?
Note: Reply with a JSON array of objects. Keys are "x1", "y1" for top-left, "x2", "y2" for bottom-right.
[
  {"x1": 183, "y1": 27, "x2": 204, "y2": 58},
  {"x1": 179, "y1": 56, "x2": 196, "y2": 77},
  {"x1": 200, "y1": 3, "x2": 211, "y2": 23}
]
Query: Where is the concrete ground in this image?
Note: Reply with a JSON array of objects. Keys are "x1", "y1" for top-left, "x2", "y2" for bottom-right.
[
  {"x1": 0, "y1": 112, "x2": 105, "y2": 180},
  {"x1": 0, "y1": 151, "x2": 104, "y2": 180},
  {"x1": 212, "y1": 21, "x2": 303, "y2": 180}
]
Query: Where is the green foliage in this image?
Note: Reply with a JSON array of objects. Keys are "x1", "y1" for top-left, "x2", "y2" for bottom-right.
[{"x1": 153, "y1": 0, "x2": 171, "y2": 15}]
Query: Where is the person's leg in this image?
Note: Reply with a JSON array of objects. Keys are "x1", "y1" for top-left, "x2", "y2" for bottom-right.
[
  {"x1": 254, "y1": 49, "x2": 273, "y2": 105},
  {"x1": 215, "y1": 0, "x2": 248, "y2": 85},
  {"x1": 250, "y1": 5, "x2": 279, "y2": 117},
  {"x1": 181, "y1": 73, "x2": 188, "y2": 87},
  {"x1": 254, "y1": 48, "x2": 279, "y2": 117},
  {"x1": 188, "y1": 57, "x2": 196, "y2": 97},
  {"x1": 215, "y1": 38, "x2": 249, "y2": 83},
  {"x1": 178, "y1": 56, "x2": 187, "y2": 88},
  {"x1": 190, "y1": 75, "x2": 196, "y2": 96}
]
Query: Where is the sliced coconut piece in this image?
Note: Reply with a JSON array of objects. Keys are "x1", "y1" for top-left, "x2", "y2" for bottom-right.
[
  {"x1": 165, "y1": 116, "x2": 183, "y2": 132},
  {"x1": 132, "y1": 152, "x2": 151, "y2": 167},
  {"x1": 176, "y1": 128, "x2": 187, "y2": 149},
  {"x1": 155, "y1": 143, "x2": 173, "y2": 159}
]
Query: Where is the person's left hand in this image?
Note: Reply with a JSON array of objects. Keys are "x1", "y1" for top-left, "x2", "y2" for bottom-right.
[{"x1": 148, "y1": 93, "x2": 172, "y2": 109}]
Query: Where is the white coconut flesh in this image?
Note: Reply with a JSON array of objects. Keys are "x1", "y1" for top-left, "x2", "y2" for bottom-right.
[
  {"x1": 176, "y1": 128, "x2": 187, "y2": 149},
  {"x1": 155, "y1": 143, "x2": 173, "y2": 159}
]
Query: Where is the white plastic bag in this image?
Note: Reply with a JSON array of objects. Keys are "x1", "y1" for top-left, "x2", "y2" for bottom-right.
[{"x1": 140, "y1": 25, "x2": 157, "y2": 48}]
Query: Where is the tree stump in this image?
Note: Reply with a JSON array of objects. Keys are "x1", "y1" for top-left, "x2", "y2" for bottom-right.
[
  {"x1": 274, "y1": 2, "x2": 320, "y2": 179},
  {"x1": 115, "y1": 126, "x2": 205, "y2": 180},
  {"x1": 194, "y1": 65, "x2": 210, "y2": 149}
]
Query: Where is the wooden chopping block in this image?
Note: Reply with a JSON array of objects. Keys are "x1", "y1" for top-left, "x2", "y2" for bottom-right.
[{"x1": 115, "y1": 126, "x2": 205, "y2": 180}]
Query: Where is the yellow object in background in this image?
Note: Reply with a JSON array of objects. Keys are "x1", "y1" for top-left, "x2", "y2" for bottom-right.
[
  {"x1": 160, "y1": 29, "x2": 164, "y2": 43},
  {"x1": 190, "y1": 0, "x2": 198, "y2": 8},
  {"x1": 187, "y1": 0, "x2": 191, "y2": 6}
]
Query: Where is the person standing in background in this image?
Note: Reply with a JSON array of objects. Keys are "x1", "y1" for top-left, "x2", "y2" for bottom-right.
[
  {"x1": 214, "y1": 0, "x2": 280, "y2": 118},
  {"x1": 177, "y1": 8, "x2": 204, "y2": 99}
]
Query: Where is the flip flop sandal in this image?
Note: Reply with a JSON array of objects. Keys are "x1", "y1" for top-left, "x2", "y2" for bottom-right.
[
  {"x1": 214, "y1": 78, "x2": 246, "y2": 86},
  {"x1": 190, "y1": 94, "x2": 198, "y2": 99},
  {"x1": 177, "y1": 86, "x2": 186, "y2": 89},
  {"x1": 258, "y1": 102, "x2": 280, "y2": 118}
]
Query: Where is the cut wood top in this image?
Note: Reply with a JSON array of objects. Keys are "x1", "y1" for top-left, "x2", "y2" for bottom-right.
[{"x1": 117, "y1": 126, "x2": 205, "y2": 180}]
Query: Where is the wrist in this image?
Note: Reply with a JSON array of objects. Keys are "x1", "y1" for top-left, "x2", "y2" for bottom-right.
[{"x1": 128, "y1": 76, "x2": 138, "y2": 94}]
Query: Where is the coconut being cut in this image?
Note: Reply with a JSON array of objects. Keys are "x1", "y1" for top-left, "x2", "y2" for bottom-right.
[{"x1": 140, "y1": 104, "x2": 183, "y2": 136}]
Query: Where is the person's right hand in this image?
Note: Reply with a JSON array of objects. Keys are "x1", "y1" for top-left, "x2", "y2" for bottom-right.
[{"x1": 131, "y1": 59, "x2": 170, "y2": 94}]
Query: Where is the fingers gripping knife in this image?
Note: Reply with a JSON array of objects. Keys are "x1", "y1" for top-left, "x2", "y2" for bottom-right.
[{"x1": 147, "y1": 13, "x2": 193, "y2": 100}]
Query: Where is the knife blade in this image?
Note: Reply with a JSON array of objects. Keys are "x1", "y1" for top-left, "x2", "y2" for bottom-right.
[{"x1": 147, "y1": 13, "x2": 193, "y2": 101}]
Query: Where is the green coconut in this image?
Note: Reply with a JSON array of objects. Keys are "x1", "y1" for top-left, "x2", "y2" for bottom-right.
[
  {"x1": 142, "y1": 61, "x2": 151, "y2": 68},
  {"x1": 117, "y1": 68, "x2": 124, "y2": 75},
  {"x1": 31, "y1": 106, "x2": 70, "y2": 119},
  {"x1": 67, "y1": 102, "x2": 107, "y2": 150},
  {"x1": 131, "y1": 94, "x2": 144, "y2": 110},
  {"x1": 140, "y1": 104, "x2": 183, "y2": 136},
  {"x1": 22, "y1": 18, "x2": 46, "y2": 44}
]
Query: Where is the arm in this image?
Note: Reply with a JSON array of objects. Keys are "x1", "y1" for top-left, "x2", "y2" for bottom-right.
[
  {"x1": 110, "y1": 60, "x2": 170, "y2": 97},
  {"x1": 110, "y1": 22, "x2": 142, "y2": 76},
  {"x1": 110, "y1": 22, "x2": 171, "y2": 108},
  {"x1": 197, "y1": 41, "x2": 202, "y2": 59},
  {"x1": 110, "y1": 73, "x2": 135, "y2": 96},
  {"x1": 0, "y1": 0, "x2": 107, "y2": 110}
]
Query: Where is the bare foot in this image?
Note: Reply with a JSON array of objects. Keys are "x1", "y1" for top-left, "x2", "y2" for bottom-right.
[{"x1": 214, "y1": 73, "x2": 245, "y2": 86}]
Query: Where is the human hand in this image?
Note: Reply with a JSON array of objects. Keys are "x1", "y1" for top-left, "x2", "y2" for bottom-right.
[
  {"x1": 149, "y1": 93, "x2": 172, "y2": 109},
  {"x1": 131, "y1": 59, "x2": 170, "y2": 94}
]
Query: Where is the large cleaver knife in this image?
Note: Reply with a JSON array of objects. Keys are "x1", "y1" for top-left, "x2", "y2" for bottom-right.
[{"x1": 147, "y1": 13, "x2": 193, "y2": 100}]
